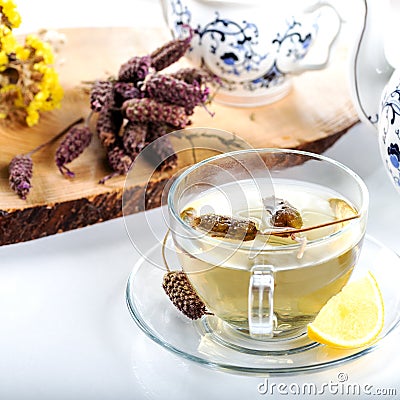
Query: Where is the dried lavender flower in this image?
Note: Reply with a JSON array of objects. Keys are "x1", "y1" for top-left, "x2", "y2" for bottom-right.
[
  {"x1": 99, "y1": 145, "x2": 133, "y2": 184},
  {"x1": 150, "y1": 28, "x2": 193, "y2": 71},
  {"x1": 169, "y1": 67, "x2": 220, "y2": 86},
  {"x1": 144, "y1": 74, "x2": 209, "y2": 115},
  {"x1": 8, "y1": 155, "x2": 33, "y2": 200},
  {"x1": 55, "y1": 125, "x2": 93, "y2": 177},
  {"x1": 122, "y1": 98, "x2": 189, "y2": 127},
  {"x1": 122, "y1": 122, "x2": 148, "y2": 158},
  {"x1": 118, "y1": 55, "x2": 151, "y2": 83},
  {"x1": 147, "y1": 122, "x2": 175, "y2": 140},
  {"x1": 114, "y1": 82, "x2": 142, "y2": 106},
  {"x1": 90, "y1": 80, "x2": 114, "y2": 112},
  {"x1": 96, "y1": 101, "x2": 123, "y2": 149},
  {"x1": 107, "y1": 146, "x2": 133, "y2": 174},
  {"x1": 7, "y1": 118, "x2": 84, "y2": 199},
  {"x1": 145, "y1": 123, "x2": 178, "y2": 171},
  {"x1": 148, "y1": 136, "x2": 178, "y2": 172}
]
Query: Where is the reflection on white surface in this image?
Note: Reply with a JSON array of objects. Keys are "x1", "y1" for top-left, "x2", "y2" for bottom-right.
[{"x1": 129, "y1": 331, "x2": 400, "y2": 400}]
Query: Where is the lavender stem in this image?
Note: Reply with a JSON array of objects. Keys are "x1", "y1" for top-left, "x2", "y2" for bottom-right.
[{"x1": 26, "y1": 117, "x2": 84, "y2": 157}]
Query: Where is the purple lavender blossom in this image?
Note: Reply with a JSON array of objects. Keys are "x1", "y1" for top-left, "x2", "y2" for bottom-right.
[
  {"x1": 8, "y1": 155, "x2": 33, "y2": 200},
  {"x1": 55, "y1": 126, "x2": 93, "y2": 177},
  {"x1": 118, "y1": 55, "x2": 151, "y2": 83}
]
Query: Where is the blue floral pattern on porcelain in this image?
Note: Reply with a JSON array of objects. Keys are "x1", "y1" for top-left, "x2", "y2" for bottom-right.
[
  {"x1": 379, "y1": 76, "x2": 400, "y2": 188},
  {"x1": 168, "y1": 0, "x2": 318, "y2": 93},
  {"x1": 162, "y1": 0, "x2": 341, "y2": 106}
]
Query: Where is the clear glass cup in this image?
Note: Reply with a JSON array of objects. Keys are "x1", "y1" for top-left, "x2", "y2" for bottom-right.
[{"x1": 167, "y1": 148, "x2": 369, "y2": 342}]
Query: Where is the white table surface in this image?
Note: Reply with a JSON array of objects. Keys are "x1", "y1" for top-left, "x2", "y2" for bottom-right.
[{"x1": 2, "y1": 1, "x2": 400, "y2": 399}]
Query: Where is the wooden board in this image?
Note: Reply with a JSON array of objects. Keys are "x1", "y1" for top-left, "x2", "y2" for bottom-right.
[{"x1": 0, "y1": 27, "x2": 359, "y2": 246}]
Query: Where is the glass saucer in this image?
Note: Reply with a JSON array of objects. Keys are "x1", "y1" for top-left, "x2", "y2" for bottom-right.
[{"x1": 125, "y1": 234, "x2": 400, "y2": 375}]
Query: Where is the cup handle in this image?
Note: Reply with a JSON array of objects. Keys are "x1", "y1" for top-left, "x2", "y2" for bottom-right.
[
  {"x1": 291, "y1": 1, "x2": 342, "y2": 73},
  {"x1": 248, "y1": 265, "x2": 275, "y2": 338}
]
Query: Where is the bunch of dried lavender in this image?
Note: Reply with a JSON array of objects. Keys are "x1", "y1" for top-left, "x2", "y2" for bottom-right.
[
  {"x1": 88, "y1": 29, "x2": 218, "y2": 184},
  {"x1": 7, "y1": 29, "x2": 218, "y2": 198}
]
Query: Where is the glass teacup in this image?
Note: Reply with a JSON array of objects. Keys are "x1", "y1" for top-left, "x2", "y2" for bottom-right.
[{"x1": 167, "y1": 149, "x2": 368, "y2": 342}]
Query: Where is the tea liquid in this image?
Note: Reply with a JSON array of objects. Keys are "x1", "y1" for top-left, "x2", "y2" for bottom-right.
[{"x1": 177, "y1": 179, "x2": 363, "y2": 336}]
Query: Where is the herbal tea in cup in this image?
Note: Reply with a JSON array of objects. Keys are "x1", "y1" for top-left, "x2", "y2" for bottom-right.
[{"x1": 168, "y1": 149, "x2": 368, "y2": 340}]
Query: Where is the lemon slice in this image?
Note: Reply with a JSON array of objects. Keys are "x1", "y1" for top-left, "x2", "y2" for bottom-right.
[{"x1": 307, "y1": 272, "x2": 384, "y2": 349}]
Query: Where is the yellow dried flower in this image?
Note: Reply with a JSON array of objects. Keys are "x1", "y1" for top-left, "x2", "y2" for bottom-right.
[
  {"x1": 0, "y1": 29, "x2": 17, "y2": 52},
  {"x1": 0, "y1": 0, "x2": 21, "y2": 29},
  {"x1": 25, "y1": 34, "x2": 55, "y2": 64},
  {"x1": 0, "y1": 1, "x2": 64, "y2": 126},
  {"x1": 15, "y1": 45, "x2": 29, "y2": 60},
  {"x1": 25, "y1": 105, "x2": 39, "y2": 127},
  {"x1": 0, "y1": 83, "x2": 17, "y2": 92},
  {"x1": 0, "y1": 49, "x2": 7, "y2": 68}
]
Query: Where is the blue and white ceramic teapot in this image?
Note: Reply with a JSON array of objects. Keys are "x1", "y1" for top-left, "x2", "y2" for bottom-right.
[
  {"x1": 161, "y1": 0, "x2": 342, "y2": 107},
  {"x1": 350, "y1": 0, "x2": 400, "y2": 192}
]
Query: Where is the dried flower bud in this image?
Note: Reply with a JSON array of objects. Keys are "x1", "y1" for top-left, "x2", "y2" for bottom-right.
[
  {"x1": 99, "y1": 145, "x2": 133, "y2": 184},
  {"x1": 162, "y1": 271, "x2": 209, "y2": 320},
  {"x1": 114, "y1": 82, "x2": 142, "y2": 106},
  {"x1": 150, "y1": 28, "x2": 193, "y2": 71},
  {"x1": 122, "y1": 122, "x2": 148, "y2": 158},
  {"x1": 272, "y1": 202, "x2": 303, "y2": 229},
  {"x1": 192, "y1": 214, "x2": 258, "y2": 241},
  {"x1": 28, "y1": 83, "x2": 40, "y2": 95},
  {"x1": 118, "y1": 55, "x2": 151, "y2": 83},
  {"x1": 144, "y1": 74, "x2": 209, "y2": 115},
  {"x1": 147, "y1": 122, "x2": 174, "y2": 140},
  {"x1": 145, "y1": 123, "x2": 177, "y2": 171},
  {"x1": 90, "y1": 80, "x2": 114, "y2": 112},
  {"x1": 8, "y1": 155, "x2": 33, "y2": 200},
  {"x1": 96, "y1": 101, "x2": 123, "y2": 148},
  {"x1": 123, "y1": 98, "x2": 188, "y2": 128},
  {"x1": 31, "y1": 71, "x2": 44, "y2": 82},
  {"x1": 263, "y1": 197, "x2": 303, "y2": 229},
  {"x1": 148, "y1": 137, "x2": 178, "y2": 172},
  {"x1": 55, "y1": 125, "x2": 93, "y2": 177},
  {"x1": 107, "y1": 146, "x2": 133, "y2": 174},
  {"x1": 122, "y1": 122, "x2": 177, "y2": 171},
  {"x1": 169, "y1": 67, "x2": 220, "y2": 85}
]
